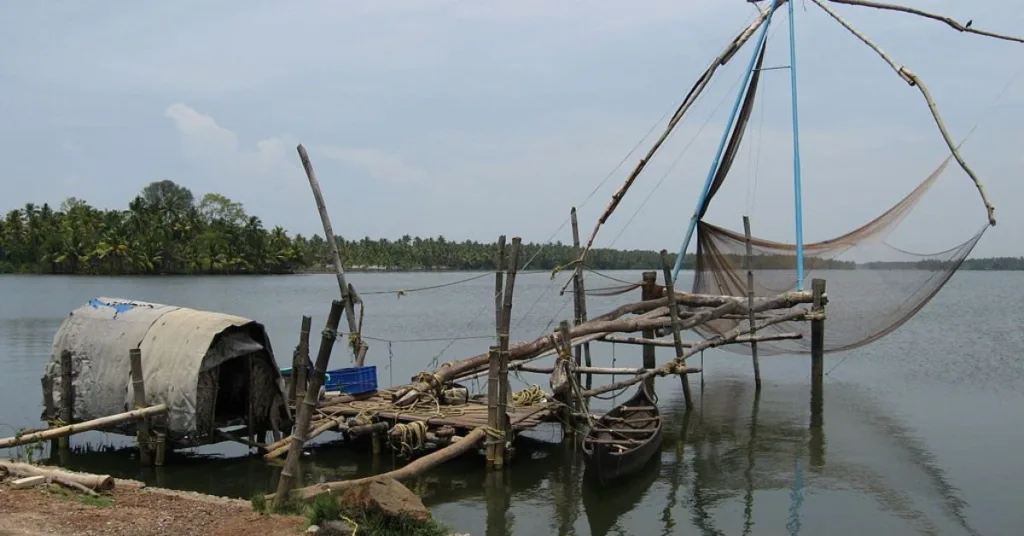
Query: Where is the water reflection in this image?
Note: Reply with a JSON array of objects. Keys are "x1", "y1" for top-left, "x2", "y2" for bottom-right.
[{"x1": 31, "y1": 375, "x2": 985, "y2": 536}]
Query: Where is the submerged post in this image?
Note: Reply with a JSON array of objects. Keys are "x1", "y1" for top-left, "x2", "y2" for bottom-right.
[
  {"x1": 640, "y1": 271, "x2": 658, "y2": 389},
  {"x1": 570, "y1": 208, "x2": 593, "y2": 391},
  {"x1": 660, "y1": 251, "x2": 693, "y2": 408},
  {"x1": 296, "y1": 144, "x2": 363, "y2": 365},
  {"x1": 811, "y1": 279, "x2": 826, "y2": 391},
  {"x1": 495, "y1": 238, "x2": 521, "y2": 468},
  {"x1": 486, "y1": 345, "x2": 501, "y2": 467},
  {"x1": 743, "y1": 216, "x2": 762, "y2": 391},
  {"x1": 129, "y1": 349, "x2": 152, "y2": 465},
  {"x1": 275, "y1": 299, "x2": 345, "y2": 507}
]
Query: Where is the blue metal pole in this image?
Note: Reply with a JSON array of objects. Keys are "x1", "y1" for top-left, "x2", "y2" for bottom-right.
[
  {"x1": 788, "y1": 0, "x2": 806, "y2": 291},
  {"x1": 672, "y1": 2, "x2": 780, "y2": 282}
]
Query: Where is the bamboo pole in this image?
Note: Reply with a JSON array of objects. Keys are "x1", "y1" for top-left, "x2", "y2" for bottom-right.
[
  {"x1": 572, "y1": 3, "x2": 781, "y2": 267},
  {"x1": 128, "y1": 349, "x2": 152, "y2": 465},
  {"x1": 570, "y1": 208, "x2": 592, "y2": 391},
  {"x1": 486, "y1": 345, "x2": 500, "y2": 466},
  {"x1": 660, "y1": 250, "x2": 692, "y2": 407},
  {"x1": 601, "y1": 332, "x2": 802, "y2": 348},
  {"x1": 640, "y1": 271, "x2": 658, "y2": 390},
  {"x1": 826, "y1": 0, "x2": 1024, "y2": 44},
  {"x1": 516, "y1": 364, "x2": 702, "y2": 375},
  {"x1": 495, "y1": 237, "x2": 520, "y2": 468},
  {"x1": 296, "y1": 144, "x2": 363, "y2": 362},
  {"x1": 743, "y1": 217, "x2": 762, "y2": 391},
  {"x1": 495, "y1": 235, "x2": 506, "y2": 336},
  {"x1": 154, "y1": 432, "x2": 166, "y2": 466},
  {"x1": 274, "y1": 299, "x2": 345, "y2": 508},
  {"x1": 269, "y1": 427, "x2": 488, "y2": 501},
  {"x1": 0, "y1": 405, "x2": 168, "y2": 449}
]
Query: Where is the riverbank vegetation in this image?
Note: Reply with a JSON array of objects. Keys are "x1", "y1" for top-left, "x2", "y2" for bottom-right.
[{"x1": 1, "y1": 180, "x2": 1020, "y2": 274}]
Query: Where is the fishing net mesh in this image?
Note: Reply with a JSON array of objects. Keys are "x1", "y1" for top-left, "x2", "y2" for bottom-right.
[{"x1": 690, "y1": 155, "x2": 988, "y2": 355}]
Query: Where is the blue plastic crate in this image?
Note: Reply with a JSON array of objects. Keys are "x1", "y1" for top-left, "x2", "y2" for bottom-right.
[{"x1": 281, "y1": 365, "x2": 377, "y2": 395}]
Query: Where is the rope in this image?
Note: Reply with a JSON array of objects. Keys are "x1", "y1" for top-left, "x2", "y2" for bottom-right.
[
  {"x1": 389, "y1": 421, "x2": 428, "y2": 458},
  {"x1": 342, "y1": 516, "x2": 359, "y2": 536},
  {"x1": 362, "y1": 272, "x2": 492, "y2": 298},
  {"x1": 511, "y1": 385, "x2": 549, "y2": 407}
]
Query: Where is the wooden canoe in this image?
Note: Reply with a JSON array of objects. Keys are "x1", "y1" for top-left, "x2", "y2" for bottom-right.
[{"x1": 581, "y1": 383, "x2": 663, "y2": 486}]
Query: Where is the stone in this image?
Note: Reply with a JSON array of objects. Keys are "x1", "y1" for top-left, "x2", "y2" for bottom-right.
[
  {"x1": 319, "y1": 520, "x2": 356, "y2": 536},
  {"x1": 306, "y1": 524, "x2": 319, "y2": 534},
  {"x1": 338, "y1": 476, "x2": 431, "y2": 522}
]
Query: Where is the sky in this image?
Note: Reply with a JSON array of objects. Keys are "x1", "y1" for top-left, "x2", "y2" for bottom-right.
[{"x1": 1, "y1": 0, "x2": 1022, "y2": 258}]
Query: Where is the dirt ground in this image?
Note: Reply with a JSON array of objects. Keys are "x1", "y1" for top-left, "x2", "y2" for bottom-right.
[{"x1": 0, "y1": 480, "x2": 307, "y2": 536}]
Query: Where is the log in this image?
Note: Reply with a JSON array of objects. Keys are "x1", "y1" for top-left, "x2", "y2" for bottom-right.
[
  {"x1": 11, "y1": 476, "x2": 46, "y2": 489},
  {"x1": 0, "y1": 461, "x2": 115, "y2": 492},
  {"x1": 269, "y1": 427, "x2": 489, "y2": 501},
  {"x1": 296, "y1": 144, "x2": 362, "y2": 361},
  {"x1": 275, "y1": 299, "x2": 345, "y2": 508},
  {"x1": 0, "y1": 405, "x2": 167, "y2": 449},
  {"x1": 570, "y1": 208, "x2": 593, "y2": 391},
  {"x1": 601, "y1": 332, "x2": 803, "y2": 348}
]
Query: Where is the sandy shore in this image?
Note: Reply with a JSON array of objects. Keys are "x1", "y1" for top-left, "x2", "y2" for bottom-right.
[{"x1": 0, "y1": 477, "x2": 306, "y2": 536}]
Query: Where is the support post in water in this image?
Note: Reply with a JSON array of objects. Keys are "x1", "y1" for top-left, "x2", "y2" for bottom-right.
[
  {"x1": 129, "y1": 349, "x2": 152, "y2": 465},
  {"x1": 296, "y1": 144, "x2": 364, "y2": 365},
  {"x1": 570, "y1": 208, "x2": 593, "y2": 392},
  {"x1": 275, "y1": 299, "x2": 345, "y2": 507},
  {"x1": 495, "y1": 237, "x2": 521, "y2": 468},
  {"x1": 59, "y1": 349, "x2": 74, "y2": 460},
  {"x1": 743, "y1": 216, "x2": 762, "y2": 391},
  {"x1": 640, "y1": 271, "x2": 658, "y2": 389},
  {"x1": 810, "y1": 278, "x2": 826, "y2": 393},
  {"x1": 154, "y1": 432, "x2": 167, "y2": 467},
  {"x1": 660, "y1": 251, "x2": 693, "y2": 408},
  {"x1": 486, "y1": 345, "x2": 501, "y2": 467}
]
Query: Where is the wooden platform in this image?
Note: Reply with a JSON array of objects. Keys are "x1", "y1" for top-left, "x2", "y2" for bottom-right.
[{"x1": 305, "y1": 389, "x2": 557, "y2": 434}]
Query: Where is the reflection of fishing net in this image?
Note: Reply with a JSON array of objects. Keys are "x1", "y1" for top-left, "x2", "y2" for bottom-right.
[{"x1": 690, "y1": 154, "x2": 988, "y2": 355}]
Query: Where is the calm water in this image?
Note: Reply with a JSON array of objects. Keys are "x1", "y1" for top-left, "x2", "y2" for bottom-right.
[{"x1": 1, "y1": 271, "x2": 1022, "y2": 536}]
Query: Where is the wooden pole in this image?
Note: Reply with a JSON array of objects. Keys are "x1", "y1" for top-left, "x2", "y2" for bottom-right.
[
  {"x1": 811, "y1": 278, "x2": 826, "y2": 393},
  {"x1": 247, "y1": 352, "x2": 255, "y2": 449},
  {"x1": 556, "y1": 320, "x2": 576, "y2": 434},
  {"x1": 640, "y1": 271, "x2": 658, "y2": 390},
  {"x1": 516, "y1": 364, "x2": 702, "y2": 375},
  {"x1": 495, "y1": 238, "x2": 521, "y2": 468},
  {"x1": 743, "y1": 216, "x2": 762, "y2": 391},
  {"x1": 129, "y1": 349, "x2": 152, "y2": 465},
  {"x1": 296, "y1": 315, "x2": 312, "y2": 408},
  {"x1": 601, "y1": 332, "x2": 802, "y2": 348},
  {"x1": 660, "y1": 250, "x2": 693, "y2": 408},
  {"x1": 274, "y1": 299, "x2": 345, "y2": 508},
  {"x1": 0, "y1": 405, "x2": 168, "y2": 448},
  {"x1": 58, "y1": 350, "x2": 74, "y2": 459},
  {"x1": 296, "y1": 144, "x2": 362, "y2": 364},
  {"x1": 495, "y1": 235, "x2": 506, "y2": 336},
  {"x1": 154, "y1": 432, "x2": 167, "y2": 466},
  {"x1": 486, "y1": 345, "x2": 500, "y2": 466},
  {"x1": 570, "y1": 208, "x2": 593, "y2": 391}
]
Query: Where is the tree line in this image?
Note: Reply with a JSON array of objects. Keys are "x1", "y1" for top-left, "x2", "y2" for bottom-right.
[{"x1": 0, "y1": 180, "x2": 1019, "y2": 275}]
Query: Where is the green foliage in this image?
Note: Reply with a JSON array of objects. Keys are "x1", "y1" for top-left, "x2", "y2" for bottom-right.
[
  {"x1": 250, "y1": 492, "x2": 267, "y2": 514},
  {"x1": 2, "y1": 180, "x2": 1019, "y2": 275},
  {"x1": 305, "y1": 492, "x2": 340, "y2": 527},
  {"x1": 342, "y1": 509, "x2": 452, "y2": 536}
]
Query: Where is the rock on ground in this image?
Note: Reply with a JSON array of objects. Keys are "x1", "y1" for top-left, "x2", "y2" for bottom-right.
[{"x1": 338, "y1": 476, "x2": 431, "y2": 522}]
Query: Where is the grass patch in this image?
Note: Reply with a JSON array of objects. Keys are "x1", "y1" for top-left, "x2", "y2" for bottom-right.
[
  {"x1": 46, "y1": 484, "x2": 114, "y2": 507},
  {"x1": 342, "y1": 510, "x2": 451, "y2": 536},
  {"x1": 250, "y1": 492, "x2": 267, "y2": 514},
  {"x1": 253, "y1": 491, "x2": 452, "y2": 535}
]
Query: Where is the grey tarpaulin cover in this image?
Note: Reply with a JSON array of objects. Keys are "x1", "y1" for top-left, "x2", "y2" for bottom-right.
[{"x1": 43, "y1": 297, "x2": 285, "y2": 442}]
